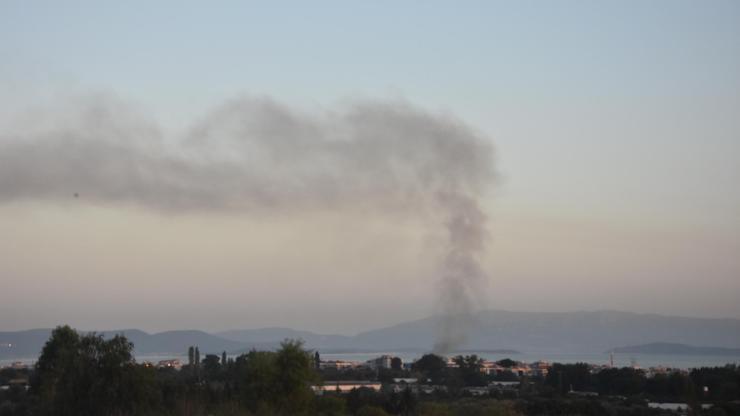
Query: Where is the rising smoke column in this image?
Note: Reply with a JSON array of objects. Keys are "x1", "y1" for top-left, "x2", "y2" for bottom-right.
[
  {"x1": 0, "y1": 94, "x2": 495, "y2": 351},
  {"x1": 433, "y1": 192, "x2": 488, "y2": 353}
]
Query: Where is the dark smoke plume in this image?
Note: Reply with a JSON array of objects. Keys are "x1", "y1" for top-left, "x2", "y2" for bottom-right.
[{"x1": 0, "y1": 95, "x2": 495, "y2": 352}]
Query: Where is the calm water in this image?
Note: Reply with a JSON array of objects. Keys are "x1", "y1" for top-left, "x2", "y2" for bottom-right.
[{"x1": 4, "y1": 352, "x2": 739, "y2": 370}]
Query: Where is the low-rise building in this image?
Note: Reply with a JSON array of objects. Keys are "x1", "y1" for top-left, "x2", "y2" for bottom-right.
[
  {"x1": 479, "y1": 360, "x2": 533, "y2": 377},
  {"x1": 319, "y1": 360, "x2": 362, "y2": 370},
  {"x1": 530, "y1": 361, "x2": 551, "y2": 377},
  {"x1": 366, "y1": 355, "x2": 394, "y2": 369},
  {"x1": 312, "y1": 381, "x2": 382, "y2": 395}
]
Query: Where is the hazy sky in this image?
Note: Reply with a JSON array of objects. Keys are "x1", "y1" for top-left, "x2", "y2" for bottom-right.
[{"x1": 1, "y1": 1, "x2": 739, "y2": 334}]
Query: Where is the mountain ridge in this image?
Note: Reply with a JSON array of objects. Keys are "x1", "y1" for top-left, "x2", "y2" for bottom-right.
[{"x1": 2, "y1": 310, "x2": 739, "y2": 359}]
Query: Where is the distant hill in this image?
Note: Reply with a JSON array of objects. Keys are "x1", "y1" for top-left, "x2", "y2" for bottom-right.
[
  {"x1": 0, "y1": 329, "x2": 54, "y2": 359},
  {"x1": 101, "y1": 330, "x2": 246, "y2": 355},
  {"x1": 349, "y1": 310, "x2": 740, "y2": 353},
  {"x1": 609, "y1": 342, "x2": 740, "y2": 356},
  {"x1": 0, "y1": 329, "x2": 244, "y2": 359},
  {"x1": 216, "y1": 327, "x2": 355, "y2": 351},
  {"x1": 2, "y1": 310, "x2": 739, "y2": 359}
]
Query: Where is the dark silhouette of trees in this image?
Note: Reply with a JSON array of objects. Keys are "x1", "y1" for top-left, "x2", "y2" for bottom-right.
[
  {"x1": 396, "y1": 386, "x2": 417, "y2": 416},
  {"x1": 16, "y1": 325, "x2": 740, "y2": 416},
  {"x1": 315, "y1": 395, "x2": 347, "y2": 416},
  {"x1": 413, "y1": 354, "x2": 447, "y2": 384},
  {"x1": 202, "y1": 354, "x2": 221, "y2": 378},
  {"x1": 30, "y1": 325, "x2": 157, "y2": 415},
  {"x1": 496, "y1": 358, "x2": 517, "y2": 368},
  {"x1": 545, "y1": 363, "x2": 594, "y2": 393},
  {"x1": 690, "y1": 364, "x2": 740, "y2": 402},
  {"x1": 345, "y1": 387, "x2": 386, "y2": 415},
  {"x1": 595, "y1": 367, "x2": 646, "y2": 396},
  {"x1": 453, "y1": 355, "x2": 487, "y2": 387},
  {"x1": 275, "y1": 339, "x2": 318, "y2": 414}
]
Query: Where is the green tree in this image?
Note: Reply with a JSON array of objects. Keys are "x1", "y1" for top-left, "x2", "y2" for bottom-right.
[
  {"x1": 453, "y1": 355, "x2": 487, "y2": 386},
  {"x1": 240, "y1": 350, "x2": 279, "y2": 410},
  {"x1": 545, "y1": 363, "x2": 594, "y2": 394},
  {"x1": 203, "y1": 354, "x2": 221, "y2": 378},
  {"x1": 397, "y1": 386, "x2": 417, "y2": 416},
  {"x1": 31, "y1": 326, "x2": 81, "y2": 415},
  {"x1": 595, "y1": 367, "x2": 646, "y2": 396},
  {"x1": 31, "y1": 326, "x2": 156, "y2": 415},
  {"x1": 274, "y1": 339, "x2": 317, "y2": 414},
  {"x1": 413, "y1": 354, "x2": 447, "y2": 384},
  {"x1": 236, "y1": 339, "x2": 317, "y2": 414},
  {"x1": 496, "y1": 359, "x2": 517, "y2": 368},
  {"x1": 346, "y1": 387, "x2": 383, "y2": 414},
  {"x1": 315, "y1": 395, "x2": 347, "y2": 416}
]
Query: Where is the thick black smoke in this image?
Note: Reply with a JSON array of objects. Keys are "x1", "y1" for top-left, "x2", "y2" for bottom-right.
[{"x1": 0, "y1": 95, "x2": 495, "y2": 352}]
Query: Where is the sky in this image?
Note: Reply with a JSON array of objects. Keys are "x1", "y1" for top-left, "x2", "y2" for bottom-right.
[{"x1": 0, "y1": 1, "x2": 739, "y2": 334}]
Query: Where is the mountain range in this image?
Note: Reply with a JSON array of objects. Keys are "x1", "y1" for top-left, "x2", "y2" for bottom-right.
[{"x1": 2, "y1": 310, "x2": 739, "y2": 360}]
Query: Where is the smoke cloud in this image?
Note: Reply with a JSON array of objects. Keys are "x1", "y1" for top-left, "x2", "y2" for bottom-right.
[{"x1": 0, "y1": 95, "x2": 495, "y2": 351}]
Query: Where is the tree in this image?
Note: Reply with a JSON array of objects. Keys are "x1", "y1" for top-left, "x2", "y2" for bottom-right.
[
  {"x1": 413, "y1": 354, "x2": 448, "y2": 384},
  {"x1": 195, "y1": 346, "x2": 201, "y2": 380},
  {"x1": 315, "y1": 395, "x2": 347, "y2": 416},
  {"x1": 235, "y1": 339, "x2": 317, "y2": 414},
  {"x1": 274, "y1": 339, "x2": 317, "y2": 414},
  {"x1": 545, "y1": 363, "x2": 594, "y2": 394},
  {"x1": 240, "y1": 350, "x2": 278, "y2": 410},
  {"x1": 397, "y1": 386, "x2": 417, "y2": 416},
  {"x1": 222, "y1": 351, "x2": 227, "y2": 369},
  {"x1": 391, "y1": 356, "x2": 403, "y2": 371},
  {"x1": 188, "y1": 346, "x2": 195, "y2": 367},
  {"x1": 346, "y1": 387, "x2": 384, "y2": 414},
  {"x1": 31, "y1": 326, "x2": 156, "y2": 415},
  {"x1": 496, "y1": 358, "x2": 517, "y2": 368},
  {"x1": 595, "y1": 367, "x2": 646, "y2": 396},
  {"x1": 203, "y1": 354, "x2": 221, "y2": 378},
  {"x1": 453, "y1": 355, "x2": 487, "y2": 386},
  {"x1": 31, "y1": 325, "x2": 81, "y2": 415}
]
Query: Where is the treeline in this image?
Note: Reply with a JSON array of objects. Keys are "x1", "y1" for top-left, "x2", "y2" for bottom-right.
[
  {"x1": 543, "y1": 362, "x2": 740, "y2": 402},
  {"x1": 1, "y1": 325, "x2": 740, "y2": 415},
  {"x1": 1, "y1": 325, "x2": 320, "y2": 415}
]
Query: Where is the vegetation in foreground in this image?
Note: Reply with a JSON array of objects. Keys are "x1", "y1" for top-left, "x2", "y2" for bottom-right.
[{"x1": 1, "y1": 326, "x2": 739, "y2": 415}]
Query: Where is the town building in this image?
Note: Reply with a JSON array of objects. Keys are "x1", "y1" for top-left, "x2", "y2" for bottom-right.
[
  {"x1": 312, "y1": 381, "x2": 382, "y2": 394},
  {"x1": 319, "y1": 360, "x2": 362, "y2": 370}
]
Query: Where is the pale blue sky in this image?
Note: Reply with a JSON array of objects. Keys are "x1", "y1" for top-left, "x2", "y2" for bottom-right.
[
  {"x1": 3, "y1": 1, "x2": 738, "y2": 111},
  {"x1": 1, "y1": 1, "x2": 739, "y2": 332}
]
